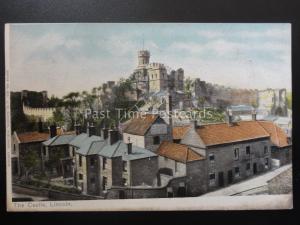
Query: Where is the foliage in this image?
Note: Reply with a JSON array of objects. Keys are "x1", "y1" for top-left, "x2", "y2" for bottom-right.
[
  {"x1": 184, "y1": 77, "x2": 194, "y2": 99},
  {"x1": 23, "y1": 150, "x2": 40, "y2": 179},
  {"x1": 286, "y1": 91, "x2": 292, "y2": 109}
]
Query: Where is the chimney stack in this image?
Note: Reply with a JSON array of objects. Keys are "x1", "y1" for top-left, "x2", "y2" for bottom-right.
[
  {"x1": 38, "y1": 119, "x2": 43, "y2": 133},
  {"x1": 227, "y1": 109, "x2": 233, "y2": 126},
  {"x1": 252, "y1": 109, "x2": 257, "y2": 121},
  {"x1": 101, "y1": 127, "x2": 109, "y2": 140},
  {"x1": 75, "y1": 123, "x2": 82, "y2": 135},
  {"x1": 108, "y1": 130, "x2": 119, "y2": 145},
  {"x1": 87, "y1": 123, "x2": 96, "y2": 137},
  {"x1": 193, "y1": 120, "x2": 198, "y2": 129},
  {"x1": 50, "y1": 124, "x2": 57, "y2": 138}
]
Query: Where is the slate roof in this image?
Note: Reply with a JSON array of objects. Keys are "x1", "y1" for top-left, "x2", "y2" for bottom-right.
[
  {"x1": 17, "y1": 132, "x2": 50, "y2": 144},
  {"x1": 69, "y1": 133, "x2": 90, "y2": 148},
  {"x1": 75, "y1": 135, "x2": 103, "y2": 155},
  {"x1": 123, "y1": 114, "x2": 159, "y2": 135},
  {"x1": 42, "y1": 134, "x2": 76, "y2": 146},
  {"x1": 173, "y1": 125, "x2": 191, "y2": 140},
  {"x1": 157, "y1": 141, "x2": 204, "y2": 163},
  {"x1": 258, "y1": 121, "x2": 290, "y2": 148},
  {"x1": 196, "y1": 121, "x2": 270, "y2": 146},
  {"x1": 98, "y1": 140, "x2": 157, "y2": 161}
]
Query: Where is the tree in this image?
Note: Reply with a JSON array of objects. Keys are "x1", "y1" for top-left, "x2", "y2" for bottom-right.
[
  {"x1": 44, "y1": 149, "x2": 66, "y2": 184},
  {"x1": 23, "y1": 150, "x2": 40, "y2": 180},
  {"x1": 62, "y1": 92, "x2": 81, "y2": 130}
]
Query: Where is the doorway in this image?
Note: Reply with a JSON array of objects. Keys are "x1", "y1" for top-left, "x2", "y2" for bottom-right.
[
  {"x1": 227, "y1": 170, "x2": 233, "y2": 184},
  {"x1": 253, "y1": 163, "x2": 257, "y2": 174},
  {"x1": 218, "y1": 172, "x2": 224, "y2": 187}
]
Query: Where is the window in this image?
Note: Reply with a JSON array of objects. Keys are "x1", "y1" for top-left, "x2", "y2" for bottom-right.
[
  {"x1": 90, "y1": 158, "x2": 96, "y2": 167},
  {"x1": 246, "y1": 146, "x2": 251, "y2": 155},
  {"x1": 209, "y1": 173, "x2": 216, "y2": 185},
  {"x1": 102, "y1": 157, "x2": 107, "y2": 170},
  {"x1": 123, "y1": 161, "x2": 127, "y2": 172},
  {"x1": 90, "y1": 177, "x2": 95, "y2": 184},
  {"x1": 122, "y1": 178, "x2": 127, "y2": 186},
  {"x1": 234, "y1": 148, "x2": 239, "y2": 160},
  {"x1": 79, "y1": 155, "x2": 82, "y2": 167},
  {"x1": 265, "y1": 158, "x2": 269, "y2": 169},
  {"x1": 209, "y1": 153, "x2": 215, "y2": 162},
  {"x1": 102, "y1": 176, "x2": 107, "y2": 190},
  {"x1": 264, "y1": 146, "x2": 268, "y2": 154},
  {"x1": 72, "y1": 147, "x2": 75, "y2": 157},
  {"x1": 13, "y1": 144, "x2": 16, "y2": 153},
  {"x1": 175, "y1": 161, "x2": 177, "y2": 173},
  {"x1": 79, "y1": 173, "x2": 83, "y2": 180},
  {"x1": 234, "y1": 167, "x2": 240, "y2": 177},
  {"x1": 246, "y1": 163, "x2": 251, "y2": 171},
  {"x1": 153, "y1": 136, "x2": 160, "y2": 145}
]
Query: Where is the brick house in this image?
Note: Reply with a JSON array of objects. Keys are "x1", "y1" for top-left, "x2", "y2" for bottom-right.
[
  {"x1": 258, "y1": 121, "x2": 292, "y2": 166},
  {"x1": 122, "y1": 114, "x2": 172, "y2": 152},
  {"x1": 181, "y1": 120, "x2": 272, "y2": 191}
]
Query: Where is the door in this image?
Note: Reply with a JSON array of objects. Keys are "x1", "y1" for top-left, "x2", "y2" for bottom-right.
[
  {"x1": 228, "y1": 170, "x2": 233, "y2": 184},
  {"x1": 253, "y1": 163, "x2": 257, "y2": 174},
  {"x1": 119, "y1": 190, "x2": 125, "y2": 199},
  {"x1": 218, "y1": 172, "x2": 224, "y2": 187}
]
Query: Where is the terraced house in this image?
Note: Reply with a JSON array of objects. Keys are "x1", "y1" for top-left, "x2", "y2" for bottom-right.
[{"x1": 181, "y1": 119, "x2": 272, "y2": 191}]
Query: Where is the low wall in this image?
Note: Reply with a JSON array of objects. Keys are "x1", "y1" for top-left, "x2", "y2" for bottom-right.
[
  {"x1": 13, "y1": 184, "x2": 103, "y2": 201},
  {"x1": 107, "y1": 176, "x2": 187, "y2": 199}
]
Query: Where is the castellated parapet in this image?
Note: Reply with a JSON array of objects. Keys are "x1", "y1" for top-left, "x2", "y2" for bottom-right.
[{"x1": 23, "y1": 103, "x2": 55, "y2": 122}]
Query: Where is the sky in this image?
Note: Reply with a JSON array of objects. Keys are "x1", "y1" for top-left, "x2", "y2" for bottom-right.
[{"x1": 7, "y1": 23, "x2": 291, "y2": 97}]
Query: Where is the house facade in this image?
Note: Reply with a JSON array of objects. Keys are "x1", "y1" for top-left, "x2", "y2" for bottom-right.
[{"x1": 122, "y1": 114, "x2": 172, "y2": 152}]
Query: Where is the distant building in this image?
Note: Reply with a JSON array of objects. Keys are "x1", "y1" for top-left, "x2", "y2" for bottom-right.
[
  {"x1": 131, "y1": 50, "x2": 185, "y2": 96},
  {"x1": 257, "y1": 88, "x2": 288, "y2": 116}
]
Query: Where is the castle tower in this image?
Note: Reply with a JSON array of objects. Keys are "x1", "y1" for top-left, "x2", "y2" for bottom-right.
[{"x1": 137, "y1": 50, "x2": 150, "y2": 68}]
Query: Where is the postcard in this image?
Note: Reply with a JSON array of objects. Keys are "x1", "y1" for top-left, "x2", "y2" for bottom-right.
[{"x1": 5, "y1": 23, "x2": 292, "y2": 211}]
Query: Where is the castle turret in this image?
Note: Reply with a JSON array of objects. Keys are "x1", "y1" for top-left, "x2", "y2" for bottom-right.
[{"x1": 138, "y1": 50, "x2": 150, "y2": 68}]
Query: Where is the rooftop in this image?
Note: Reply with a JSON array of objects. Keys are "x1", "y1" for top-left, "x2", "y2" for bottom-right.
[
  {"x1": 16, "y1": 131, "x2": 49, "y2": 144},
  {"x1": 42, "y1": 134, "x2": 76, "y2": 146},
  {"x1": 99, "y1": 140, "x2": 157, "y2": 160},
  {"x1": 196, "y1": 121, "x2": 270, "y2": 147},
  {"x1": 258, "y1": 121, "x2": 290, "y2": 148},
  {"x1": 157, "y1": 141, "x2": 204, "y2": 163},
  {"x1": 123, "y1": 114, "x2": 159, "y2": 136},
  {"x1": 173, "y1": 125, "x2": 191, "y2": 140}
]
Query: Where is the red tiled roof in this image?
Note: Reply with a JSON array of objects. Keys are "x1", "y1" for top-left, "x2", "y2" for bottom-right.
[
  {"x1": 197, "y1": 121, "x2": 270, "y2": 146},
  {"x1": 157, "y1": 141, "x2": 204, "y2": 163},
  {"x1": 123, "y1": 114, "x2": 159, "y2": 135},
  {"x1": 258, "y1": 121, "x2": 290, "y2": 148},
  {"x1": 173, "y1": 125, "x2": 191, "y2": 140},
  {"x1": 17, "y1": 131, "x2": 50, "y2": 143}
]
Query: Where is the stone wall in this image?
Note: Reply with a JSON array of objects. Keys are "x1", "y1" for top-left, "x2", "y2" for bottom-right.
[
  {"x1": 130, "y1": 156, "x2": 158, "y2": 186},
  {"x1": 267, "y1": 167, "x2": 292, "y2": 194}
]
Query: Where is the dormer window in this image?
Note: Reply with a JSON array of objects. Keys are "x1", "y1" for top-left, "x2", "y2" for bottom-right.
[{"x1": 153, "y1": 136, "x2": 160, "y2": 145}]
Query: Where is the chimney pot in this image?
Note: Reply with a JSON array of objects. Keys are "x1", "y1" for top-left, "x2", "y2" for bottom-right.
[
  {"x1": 108, "y1": 130, "x2": 119, "y2": 145},
  {"x1": 49, "y1": 124, "x2": 57, "y2": 138},
  {"x1": 127, "y1": 142, "x2": 132, "y2": 154}
]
